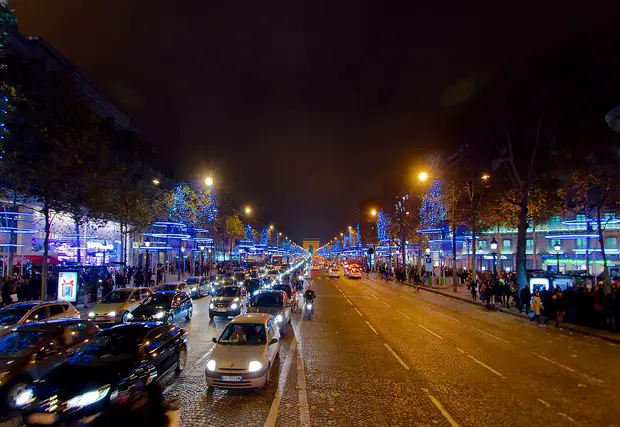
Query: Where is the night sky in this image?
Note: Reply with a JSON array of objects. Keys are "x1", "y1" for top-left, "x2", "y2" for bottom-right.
[{"x1": 10, "y1": 0, "x2": 620, "y2": 242}]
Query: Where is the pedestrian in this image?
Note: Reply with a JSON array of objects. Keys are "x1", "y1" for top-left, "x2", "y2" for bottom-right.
[
  {"x1": 553, "y1": 290, "x2": 566, "y2": 329},
  {"x1": 531, "y1": 291, "x2": 543, "y2": 326},
  {"x1": 519, "y1": 286, "x2": 531, "y2": 315},
  {"x1": 471, "y1": 281, "x2": 477, "y2": 301}
]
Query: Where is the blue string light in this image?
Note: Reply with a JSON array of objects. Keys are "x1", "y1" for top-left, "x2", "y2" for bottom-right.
[
  {"x1": 377, "y1": 211, "x2": 390, "y2": 241},
  {"x1": 420, "y1": 179, "x2": 446, "y2": 230}
]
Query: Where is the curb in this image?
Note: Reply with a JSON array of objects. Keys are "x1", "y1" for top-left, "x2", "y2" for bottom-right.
[{"x1": 418, "y1": 286, "x2": 620, "y2": 344}]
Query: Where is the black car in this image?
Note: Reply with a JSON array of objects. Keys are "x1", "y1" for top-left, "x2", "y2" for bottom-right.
[
  {"x1": 129, "y1": 291, "x2": 192, "y2": 325},
  {"x1": 248, "y1": 290, "x2": 292, "y2": 333},
  {"x1": 22, "y1": 323, "x2": 188, "y2": 427},
  {"x1": 0, "y1": 319, "x2": 99, "y2": 413},
  {"x1": 272, "y1": 284, "x2": 294, "y2": 300},
  {"x1": 244, "y1": 278, "x2": 262, "y2": 296}
]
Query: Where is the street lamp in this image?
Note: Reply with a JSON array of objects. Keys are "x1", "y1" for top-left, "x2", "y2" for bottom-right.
[
  {"x1": 370, "y1": 208, "x2": 377, "y2": 217},
  {"x1": 554, "y1": 241, "x2": 561, "y2": 273},
  {"x1": 418, "y1": 171, "x2": 429, "y2": 182},
  {"x1": 152, "y1": 179, "x2": 160, "y2": 185},
  {"x1": 204, "y1": 176, "x2": 214, "y2": 187},
  {"x1": 490, "y1": 238, "x2": 498, "y2": 277},
  {"x1": 340, "y1": 232, "x2": 344, "y2": 237},
  {"x1": 348, "y1": 226, "x2": 352, "y2": 231},
  {"x1": 269, "y1": 225, "x2": 274, "y2": 230},
  {"x1": 244, "y1": 205, "x2": 252, "y2": 215},
  {"x1": 481, "y1": 173, "x2": 490, "y2": 181}
]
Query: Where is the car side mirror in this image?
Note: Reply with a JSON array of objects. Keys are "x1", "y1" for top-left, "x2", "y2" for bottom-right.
[
  {"x1": 269, "y1": 338, "x2": 278, "y2": 345},
  {"x1": 212, "y1": 337, "x2": 217, "y2": 343}
]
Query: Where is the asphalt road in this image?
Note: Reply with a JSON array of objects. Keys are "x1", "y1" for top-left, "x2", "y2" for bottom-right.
[{"x1": 4, "y1": 270, "x2": 619, "y2": 426}]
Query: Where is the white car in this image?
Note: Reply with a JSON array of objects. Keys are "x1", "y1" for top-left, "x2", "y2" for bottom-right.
[
  {"x1": 348, "y1": 268, "x2": 362, "y2": 279},
  {"x1": 206, "y1": 313, "x2": 280, "y2": 389},
  {"x1": 328, "y1": 268, "x2": 340, "y2": 278}
]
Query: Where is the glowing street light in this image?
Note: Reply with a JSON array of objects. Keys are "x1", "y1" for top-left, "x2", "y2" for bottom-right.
[
  {"x1": 244, "y1": 205, "x2": 252, "y2": 215},
  {"x1": 348, "y1": 226, "x2": 352, "y2": 231},
  {"x1": 370, "y1": 208, "x2": 377, "y2": 217},
  {"x1": 418, "y1": 171, "x2": 429, "y2": 182},
  {"x1": 152, "y1": 179, "x2": 160, "y2": 185},
  {"x1": 205, "y1": 176, "x2": 214, "y2": 187},
  {"x1": 481, "y1": 173, "x2": 490, "y2": 181},
  {"x1": 269, "y1": 224, "x2": 274, "y2": 230},
  {"x1": 340, "y1": 232, "x2": 344, "y2": 237}
]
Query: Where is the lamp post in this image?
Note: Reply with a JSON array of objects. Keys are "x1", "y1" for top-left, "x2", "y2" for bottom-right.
[
  {"x1": 554, "y1": 242, "x2": 561, "y2": 273},
  {"x1": 425, "y1": 247, "x2": 432, "y2": 286},
  {"x1": 490, "y1": 238, "x2": 498, "y2": 278},
  {"x1": 178, "y1": 246, "x2": 185, "y2": 280}
]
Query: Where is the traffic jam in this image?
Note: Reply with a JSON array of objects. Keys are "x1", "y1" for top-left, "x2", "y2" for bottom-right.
[{"x1": 0, "y1": 258, "x2": 311, "y2": 426}]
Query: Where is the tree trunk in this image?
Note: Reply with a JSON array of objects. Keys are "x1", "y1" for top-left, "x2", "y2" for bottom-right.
[
  {"x1": 41, "y1": 198, "x2": 51, "y2": 300},
  {"x1": 596, "y1": 206, "x2": 610, "y2": 291},
  {"x1": 516, "y1": 193, "x2": 529, "y2": 290},
  {"x1": 74, "y1": 216, "x2": 81, "y2": 263},
  {"x1": 452, "y1": 218, "x2": 457, "y2": 291}
]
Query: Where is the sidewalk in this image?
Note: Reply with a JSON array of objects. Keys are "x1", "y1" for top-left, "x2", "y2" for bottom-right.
[{"x1": 367, "y1": 273, "x2": 620, "y2": 344}]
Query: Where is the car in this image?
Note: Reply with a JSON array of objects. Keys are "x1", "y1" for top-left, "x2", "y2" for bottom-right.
[
  {"x1": 348, "y1": 268, "x2": 362, "y2": 279},
  {"x1": 328, "y1": 268, "x2": 340, "y2": 278},
  {"x1": 0, "y1": 319, "x2": 99, "y2": 413},
  {"x1": 271, "y1": 283, "x2": 294, "y2": 300},
  {"x1": 156, "y1": 281, "x2": 192, "y2": 297},
  {"x1": 248, "y1": 290, "x2": 292, "y2": 332},
  {"x1": 209, "y1": 285, "x2": 249, "y2": 319},
  {"x1": 186, "y1": 276, "x2": 209, "y2": 298},
  {"x1": 129, "y1": 291, "x2": 193, "y2": 325},
  {"x1": 244, "y1": 278, "x2": 262, "y2": 296},
  {"x1": 266, "y1": 269, "x2": 279, "y2": 280},
  {"x1": 88, "y1": 287, "x2": 152, "y2": 326},
  {"x1": 21, "y1": 323, "x2": 188, "y2": 426},
  {"x1": 205, "y1": 313, "x2": 280, "y2": 390},
  {"x1": 0, "y1": 301, "x2": 80, "y2": 338}
]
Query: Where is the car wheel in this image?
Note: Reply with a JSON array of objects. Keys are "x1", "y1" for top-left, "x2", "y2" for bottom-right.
[
  {"x1": 261, "y1": 363, "x2": 271, "y2": 389},
  {"x1": 121, "y1": 311, "x2": 130, "y2": 324},
  {"x1": 186, "y1": 307, "x2": 193, "y2": 321},
  {"x1": 166, "y1": 314, "x2": 174, "y2": 325},
  {"x1": 176, "y1": 345, "x2": 187, "y2": 373}
]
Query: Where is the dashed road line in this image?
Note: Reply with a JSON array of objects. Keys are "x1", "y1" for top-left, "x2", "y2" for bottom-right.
[
  {"x1": 297, "y1": 340, "x2": 311, "y2": 427},
  {"x1": 418, "y1": 324, "x2": 444, "y2": 340},
  {"x1": 422, "y1": 388, "x2": 460, "y2": 427},
  {"x1": 455, "y1": 347, "x2": 465, "y2": 354},
  {"x1": 346, "y1": 299, "x2": 353, "y2": 306},
  {"x1": 467, "y1": 354, "x2": 506, "y2": 378},
  {"x1": 396, "y1": 310, "x2": 411, "y2": 320},
  {"x1": 537, "y1": 398, "x2": 551, "y2": 408},
  {"x1": 557, "y1": 412, "x2": 576, "y2": 423},
  {"x1": 532, "y1": 352, "x2": 603, "y2": 384},
  {"x1": 472, "y1": 327, "x2": 510, "y2": 343},
  {"x1": 264, "y1": 339, "x2": 297, "y2": 427},
  {"x1": 384, "y1": 343, "x2": 410, "y2": 370},
  {"x1": 365, "y1": 320, "x2": 378, "y2": 335},
  {"x1": 354, "y1": 308, "x2": 363, "y2": 317},
  {"x1": 380, "y1": 300, "x2": 391, "y2": 307},
  {"x1": 432, "y1": 310, "x2": 461, "y2": 323}
]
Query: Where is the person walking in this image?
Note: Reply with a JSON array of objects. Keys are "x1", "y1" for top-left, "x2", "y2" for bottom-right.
[
  {"x1": 531, "y1": 291, "x2": 543, "y2": 326},
  {"x1": 520, "y1": 286, "x2": 531, "y2": 315},
  {"x1": 553, "y1": 290, "x2": 566, "y2": 329},
  {"x1": 471, "y1": 281, "x2": 477, "y2": 301}
]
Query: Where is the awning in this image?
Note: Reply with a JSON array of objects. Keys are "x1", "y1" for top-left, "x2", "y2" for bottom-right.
[{"x1": 13, "y1": 255, "x2": 62, "y2": 266}]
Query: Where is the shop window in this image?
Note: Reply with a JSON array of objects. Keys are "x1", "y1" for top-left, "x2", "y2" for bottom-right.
[
  {"x1": 502, "y1": 239, "x2": 511, "y2": 249},
  {"x1": 605, "y1": 237, "x2": 617, "y2": 249},
  {"x1": 526, "y1": 239, "x2": 533, "y2": 249}
]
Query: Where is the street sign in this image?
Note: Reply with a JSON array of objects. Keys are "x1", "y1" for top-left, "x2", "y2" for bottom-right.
[{"x1": 426, "y1": 256, "x2": 432, "y2": 264}]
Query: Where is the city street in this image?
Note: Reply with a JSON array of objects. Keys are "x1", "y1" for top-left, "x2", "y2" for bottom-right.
[{"x1": 155, "y1": 269, "x2": 620, "y2": 426}]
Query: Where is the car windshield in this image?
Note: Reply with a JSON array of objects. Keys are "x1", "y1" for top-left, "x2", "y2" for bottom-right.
[
  {"x1": 219, "y1": 323, "x2": 266, "y2": 345},
  {"x1": 217, "y1": 287, "x2": 239, "y2": 297},
  {"x1": 142, "y1": 293, "x2": 173, "y2": 308},
  {"x1": 0, "y1": 329, "x2": 46, "y2": 358},
  {"x1": 273, "y1": 285, "x2": 291, "y2": 295},
  {"x1": 0, "y1": 306, "x2": 31, "y2": 325},
  {"x1": 254, "y1": 293, "x2": 283, "y2": 307},
  {"x1": 102, "y1": 290, "x2": 132, "y2": 303},
  {"x1": 186, "y1": 278, "x2": 200, "y2": 284},
  {"x1": 72, "y1": 329, "x2": 143, "y2": 364}
]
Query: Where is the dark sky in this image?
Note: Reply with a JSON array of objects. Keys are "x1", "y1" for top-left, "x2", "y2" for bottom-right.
[{"x1": 10, "y1": 0, "x2": 620, "y2": 242}]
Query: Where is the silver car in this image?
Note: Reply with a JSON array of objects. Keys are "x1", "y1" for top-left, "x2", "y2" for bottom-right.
[
  {"x1": 0, "y1": 301, "x2": 80, "y2": 338},
  {"x1": 206, "y1": 313, "x2": 280, "y2": 389},
  {"x1": 88, "y1": 287, "x2": 152, "y2": 325},
  {"x1": 209, "y1": 285, "x2": 249, "y2": 319}
]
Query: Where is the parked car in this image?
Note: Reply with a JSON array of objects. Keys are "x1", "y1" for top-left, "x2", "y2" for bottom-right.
[
  {"x1": 156, "y1": 281, "x2": 192, "y2": 297},
  {"x1": 88, "y1": 288, "x2": 152, "y2": 326},
  {"x1": 209, "y1": 285, "x2": 249, "y2": 319},
  {"x1": 129, "y1": 291, "x2": 193, "y2": 325},
  {"x1": 248, "y1": 290, "x2": 292, "y2": 333},
  {"x1": 0, "y1": 319, "x2": 99, "y2": 413},
  {"x1": 21, "y1": 323, "x2": 188, "y2": 426},
  {"x1": 186, "y1": 276, "x2": 209, "y2": 298},
  {"x1": 206, "y1": 313, "x2": 280, "y2": 390},
  {"x1": 0, "y1": 301, "x2": 80, "y2": 338}
]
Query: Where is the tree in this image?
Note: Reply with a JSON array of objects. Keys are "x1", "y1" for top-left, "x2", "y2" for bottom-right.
[{"x1": 224, "y1": 215, "x2": 245, "y2": 261}]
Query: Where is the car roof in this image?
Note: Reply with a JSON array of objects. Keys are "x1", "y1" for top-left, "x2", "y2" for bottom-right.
[
  {"x1": 256, "y1": 290, "x2": 285, "y2": 297},
  {"x1": 14, "y1": 318, "x2": 90, "y2": 331},
  {"x1": 162, "y1": 281, "x2": 186, "y2": 285},
  {"x1": 107, "y1": 322, "x2": 162, "y2": 334},
  {"x1": 152, "y1": 290, "x2": 178, "y2": 296},
  {"x1": 231, "y1": 313, "x2": 272, "y2": 324},
  {"x1": 2, "y1": 301, "x2": 68, "y2": 309}
]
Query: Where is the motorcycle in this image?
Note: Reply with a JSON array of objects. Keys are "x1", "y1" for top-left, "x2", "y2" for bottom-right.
[{"x1": 305, "y1": 300, "x2": 314, "y2": 320}]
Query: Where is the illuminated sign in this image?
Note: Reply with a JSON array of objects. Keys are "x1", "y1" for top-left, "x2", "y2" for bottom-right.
[
  {"x1": 57, "y1": 271, "x2": 79, "y2": 302},
  {"x1": 87, "y1": 242, "x2": 114, "y2": 251}
]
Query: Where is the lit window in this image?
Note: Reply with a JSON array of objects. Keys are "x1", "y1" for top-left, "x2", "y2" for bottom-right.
[
  {"x1": 502, "y1": 239, "x2": 511, "y2": 248},
  {"x1": 526, "y1": 239, "x2": 533, "y2": 249},
  {"x1": 605, "y1": 237, "x2": 617, "y2": 249}
]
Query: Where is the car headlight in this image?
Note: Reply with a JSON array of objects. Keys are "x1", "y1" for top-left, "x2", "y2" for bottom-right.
[
  {"x1": 88, "y1": 312, "x2": 95, "y2": 318},
  {"x1": 66, "y1": 385, "x2": 110, "y2": 409},
  {"x1": 253, "y1": 290, "x2": 259, "y2": 296},
  {"x1": 152, "y1": 311, "x2": 165, "y2": 320},
  {"x1": 192, "y1": 287, "x2": 197, "y2": 291},
  {"x1": 14, "y1": 388, "x2": 34, "y2": 407},
  {"x1": 298, "y1": 275, "x2": 303, "y2": 280},
  {"x1": 209, "y1": 303, "x2": 214, "y2": 309},
  {"x1": 306, "y1": 304, "x2": 313, "y2": 309},
  {"x1": 126, "y1": 312, "x2": 134, "y2": 320},
  {"x1": 230, "y1": 303, "x2": 238, "y2": 310},
  {"x1": 206, "y1": 359, "x2": 216, "y2": 371},
  {"x1": 248, "y1": 361, "x2": 263, "y2": 372},
  {"x1": 107, "y1": 311, "x2": 116, "y2": 317},
  {"x1": 233, "y1": 297, "x2": 240, "y2": 302},
  {"x1": 276, "y1": 314, "x2": 283, "y2": 322}
]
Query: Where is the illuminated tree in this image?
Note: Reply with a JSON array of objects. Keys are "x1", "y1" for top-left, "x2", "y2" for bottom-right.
[{"x1": 420, "y1": 179, "x2": 446, "y2": 230}]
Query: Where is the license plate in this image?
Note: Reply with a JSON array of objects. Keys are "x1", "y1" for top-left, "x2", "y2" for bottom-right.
[
  {"x1": 95, "y1": 317, "x2": 110, "y2": 322},
  {"x1": 27, "y1": 413, "x2": 58, "y2": 424},
  {"x1": 216, "y1": 307, "x2": 227, "y2": 312},
  {"x1": 221, "y1": 375, "x2": 243, "y2": 382}
]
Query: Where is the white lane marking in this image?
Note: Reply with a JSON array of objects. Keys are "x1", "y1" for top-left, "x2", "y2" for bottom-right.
[
  {"x1": 264, "y1": 339, "x2": 298, "y2": 427},
  {"x1": 384, "y1": 343, "x2": 410, "y2": 370},
  {"x1": 537, "y1": 398, "x2": 551, "y2": 408},
  {"x1": 455, "y1": 347, "x2": 465, "y2": 354},
  {"x1": 467, "y1": 354, "x2": 506, "y2": 378},
  {"x1": 422, "y1": 388, "x2": 460, "y2": 427},
  {"x1": 380, "y1": 300, "x2": 391, "y2": 307},
  {"x1": 365, "y1": 321, "x2": 378, "y2": 335},
  {"x1": 472, "y1": 327, "x2": 510, "y2": 343},
  {"x1": 396, "y1": 310, "x2": 411, "y2": 320},
  {"x1": 532, "y1": 352, "x2": 603, "y2": 384},
  {"x1": 418, "y1": 324, "x2": 444, "y2": 340},
  {"x1": 557, "y1": 412, "x2": 576, "y2": 423},
  {"x1": 297, "y1": 337, "x2": 311, "y2": 426},
  {"x1": 346, "y1": 299, "x2": 353, "y2": 306},
  {"x1": 432, "y1": 310, "x2": 461, "y2": 323},
  {"x1": 354, "y1": 308, "x2": 363, "y2": 317}
]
